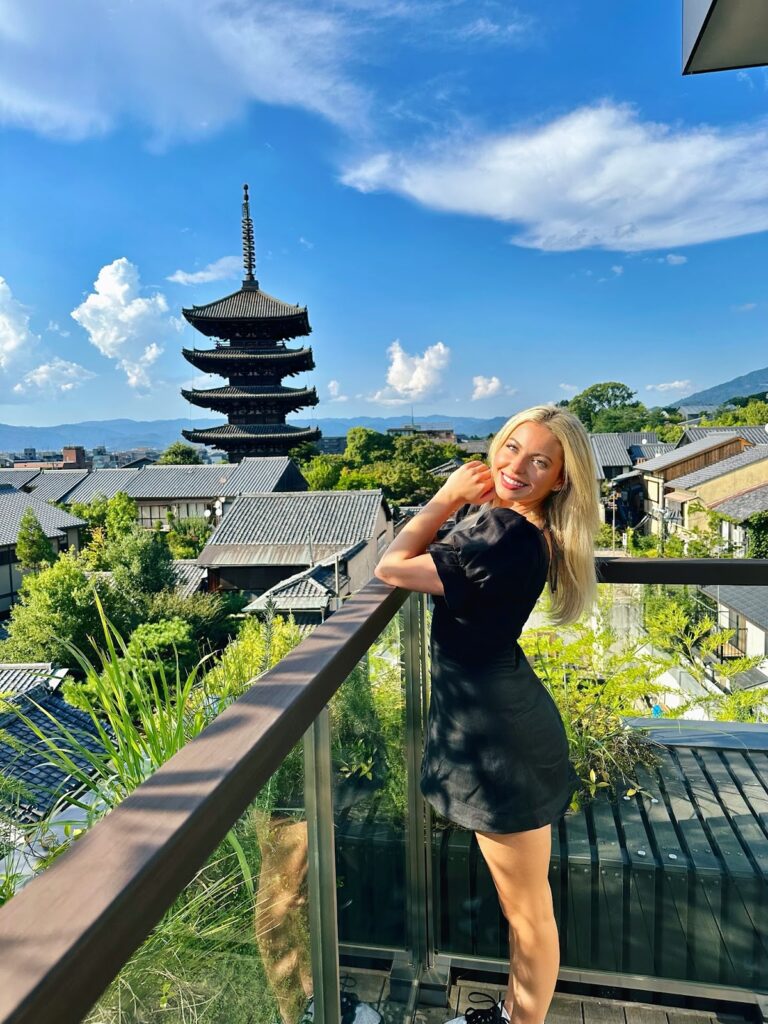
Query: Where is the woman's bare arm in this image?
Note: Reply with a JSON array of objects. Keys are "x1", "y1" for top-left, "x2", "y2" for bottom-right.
[{"x1": 374, "y1": 461, "x2": 495, "y2": 594}]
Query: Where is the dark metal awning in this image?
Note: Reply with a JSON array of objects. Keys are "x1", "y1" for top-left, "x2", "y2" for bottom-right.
[{"x1": 683, "y1": 0, "x2": 768, "y2": 74}]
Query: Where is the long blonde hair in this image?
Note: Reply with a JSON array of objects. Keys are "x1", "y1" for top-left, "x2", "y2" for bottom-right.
[{"x1": 487, "y1": 404, "x2": 601, "y2": 626}]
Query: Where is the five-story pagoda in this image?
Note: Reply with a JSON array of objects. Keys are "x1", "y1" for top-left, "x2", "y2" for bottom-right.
[{"x1": 181, "y1": 185, "x2": 320, "y2": 461}]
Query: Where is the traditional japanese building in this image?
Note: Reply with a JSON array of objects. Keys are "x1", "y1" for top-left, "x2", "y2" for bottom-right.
[{"x1": 180, "y1": 185, "x2": 320, "y2": 461}]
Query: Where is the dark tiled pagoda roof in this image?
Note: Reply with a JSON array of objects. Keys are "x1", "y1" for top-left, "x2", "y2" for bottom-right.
[
  {"x1": 182, "y1": 345, "x2": 314, "y2": 375},
  {"x1": 183, "y1": 282, "x2": 310, "y2": 336},
  {"x1": 181, "y1": 384, "x2": 318, "y2": 411},
  {"x1": 182, "y1": 423, "x2": 320, "y2": 448}
]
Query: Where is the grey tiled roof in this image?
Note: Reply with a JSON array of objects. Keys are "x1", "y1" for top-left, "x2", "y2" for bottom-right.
[
  {"x1": 26, "y1": 470, "x2": 90, "y2": 504},
  {"x1": 183, "y1": 285, "x2": 309, "y2": 325},
  {"x1": 0, "y1": 688, "x2": 105, "y2": 824},
  {"x1": 0, "y1": 492, "x2": 85, "y2": 547},
  {"x1": 122, "y1": 457, "x2": 305, "y2": 501},
  {"x1": 64, "y1": 469, "x2": 140, "y2": 504},
  {"x1": 199, "y1": 491, "x2": 385, "y2": 567},
  {"x1": 618, "y1": 432, "x2": 659, "y2": 446},
  {"x1": 709, "y1": 483, "x2": 768, "y2": 521},
  {"x1": 680, "y1": 426, "x2": 768, "y2": 447},
  {"x1": 701, "y1": 585, "x2": 768, "y2": 632},
  {"x1": 243, "y1": 554, "x2": 352, "y2": 614},
  {"x1": 0, "y1": 664, "x2": 68, "y2": 698},
  {"x1": 667, "y1": 445, "x2": 768, "y2": 490},
  {"x1": 172, "y1": 560, "x2": 207, "y2": 598},
  {"x1": 629, "y1": 443, "x2": 676, "y2": 461},
  {"x1": 429, "y1": 458, "x2": 464, "y2": 477},
  {"x1": 0, "y1": 469, "x2": 41, "y2": 490},
  {"x1": 589, "y1": 434, "x2": 632, "y2": 469},
  {"x1": 636, "y1": 434, "x2": 742, "y2": 473}
]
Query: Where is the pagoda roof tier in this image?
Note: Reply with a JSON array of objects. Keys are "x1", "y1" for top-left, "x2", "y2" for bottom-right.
[
  {"x1": 183, "y1": 282, "x2": 310, "y2": 341},
  {"x1": 181, "y1": 384, "x2": 319, "y2": 412},
  {"x1": 182, "y1": 423, "x2": 320, "y2": 451},
  {"x1": 182, "y1": 346, "x2": 314, "y2": 376}
]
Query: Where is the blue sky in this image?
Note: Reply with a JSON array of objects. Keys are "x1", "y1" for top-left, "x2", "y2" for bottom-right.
[{"x1": 1, "y1": 0, "x2": 767, "y2": 428}]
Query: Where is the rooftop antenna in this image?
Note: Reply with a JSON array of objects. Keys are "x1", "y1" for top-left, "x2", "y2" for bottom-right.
[{"x1": 242, "y1": 183, "x2": 256, "y2": 285}]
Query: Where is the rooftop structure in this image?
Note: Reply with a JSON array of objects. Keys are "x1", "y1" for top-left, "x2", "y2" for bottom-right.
[
  {"x1": 667, "y1": 445, "x2": 768, "y2": 490},
  {"x1": 181, "y1": 185, "x2": 320, "y2": 461}
]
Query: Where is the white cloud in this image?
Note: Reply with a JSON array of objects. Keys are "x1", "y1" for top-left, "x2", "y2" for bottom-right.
[
  {"x1": 611, "y1": 264, "x2": 624, "y2": 276},
  {"x1": 167, "y1": 255, "x2": 241, "y2": 285},
  {"x1": 327, "y1": 379, "x2": 349, "y2": 402},
  {"x1": 369, "y1": 339, "x2": 450, "y2": 404},
  {"x1": 661, "y1": 253, "x2": 687, "y2": 265},
  {"x1": 452, "y1": 14, "x2": 532, "y2": 44},
  {"x1": 0, "y1": 276, "x2": 37, "y2": 370},
  {"x1": 471, "y1": 374, "x2": 502, "y2": 400},
  {"x1": 559, "y1": 383, "x2": 578, "y2": 393},
  {"x1": 13, "y1": 357, "x2": 95, "y2": 394},
  {"x1": 0, "y1": 0, "x2": 368, "y2": 145},
  {"x1": 46, "y1": 319, "x2": 71, "y2": 337},
  {"x1": 342, "y1": 102, "x2": 768, "y2": 252},
  {"x1": 71, "y1": 258, "x2": 179, "y2": 388},
  {"x1": 733, "y1": 302, "x2": 757, "y2": 313},
  {"x1": 299, "y1": 237, "x2": 315, "y2": 250},
  {"x1": 645, "y1": 380, "x2": 692, "y2": 393}
]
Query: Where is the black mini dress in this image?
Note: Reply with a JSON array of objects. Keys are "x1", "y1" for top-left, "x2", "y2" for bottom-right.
[{"x1": 420, "y1": 503, "x2": 581, "y2": 834}]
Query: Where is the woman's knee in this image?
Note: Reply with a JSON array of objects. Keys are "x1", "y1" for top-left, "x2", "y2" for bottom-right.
[{"x1": 499, "y1": 884, "x2": 556, "y2": 934}]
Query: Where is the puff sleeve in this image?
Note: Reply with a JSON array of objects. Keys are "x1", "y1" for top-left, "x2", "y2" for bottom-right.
[{"x1": 427, "y1": 507, "x2": 544, "y2": 618}]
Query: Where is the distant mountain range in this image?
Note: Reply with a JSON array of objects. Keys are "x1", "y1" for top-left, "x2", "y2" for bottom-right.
[
  {"x1": 3, "y1": 368, "x2": 766, "y2": 453},
  {"x1": 679, "y1": 366, "x2": 768, "y2": 410},
  {"x1": 0, "y1": 414, "x2": 508, "y2": 452}
]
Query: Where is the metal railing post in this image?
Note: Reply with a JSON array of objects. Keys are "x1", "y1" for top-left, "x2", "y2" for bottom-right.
[
  {"x1": 304, "y1": 707, "x2": 341, "y2": 1024},
  {"x1": 402, "y1": 593, "x2": 429, "y2": 966}
]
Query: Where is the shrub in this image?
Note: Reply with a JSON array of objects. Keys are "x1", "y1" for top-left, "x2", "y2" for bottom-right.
[{"x1": 0, "y1": 553, "x2": 135, "y2": 670}]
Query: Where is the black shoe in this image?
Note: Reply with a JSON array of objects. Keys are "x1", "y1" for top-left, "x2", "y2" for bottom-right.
[{"x1": 444, "y1": 992, "x2": 505, "y2": 1024}]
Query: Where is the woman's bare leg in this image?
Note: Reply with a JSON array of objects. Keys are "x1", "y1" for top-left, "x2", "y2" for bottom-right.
[{"x1": 475, "y1": 825, "x2": 559, "y2": 1024}]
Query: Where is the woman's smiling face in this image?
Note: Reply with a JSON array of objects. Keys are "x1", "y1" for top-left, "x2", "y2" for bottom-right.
[{"x1": 491, "y1": 420, "x2": 565, "y2": 515}]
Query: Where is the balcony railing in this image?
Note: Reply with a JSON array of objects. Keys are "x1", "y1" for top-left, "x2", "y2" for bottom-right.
[{"x1": 0, "y1": 557, "x2": 766, "y2": 1023}]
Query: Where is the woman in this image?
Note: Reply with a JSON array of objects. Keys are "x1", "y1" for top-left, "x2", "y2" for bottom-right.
[{"x1": 374, "y1": 405, "x2": 601, "y2": 1024}]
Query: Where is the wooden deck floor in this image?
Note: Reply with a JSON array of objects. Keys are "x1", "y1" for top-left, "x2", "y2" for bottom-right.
[{"x1": 339, "y1": 969, "x2": 753, "y2": 1024}]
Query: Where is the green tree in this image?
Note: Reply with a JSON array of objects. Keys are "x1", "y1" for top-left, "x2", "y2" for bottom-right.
[
  {"x1": 68, "y1": 493, "x2": 110, "y2": 534},
  {"x1": 157, "y1": 441, "x2": 203, "y2": 465},
  {"x1": 105, "y1": 491, "x2": 138, "y2": 540},
  {"x1": 15, "y1": 508, "x2": 56, "y2": 571},
  {"x1": 591, "y1": 403, "x2": 648, "y2": 433},
  {"x1": 568, "y1": 382, "x2": 637, "y2": 431},
  {"x1": 303, "y1": 454, "x2": 344, "y2": 490},
  {"x1": 702, "y1": 399, "x2": 768, "y2": 428},
  {"x1": 287, "y1": 441, "x2": 320, "y2": 465},
  {"x1": 746, "y1": 511, "x2": 768, "y2": 558},
  {"x1": 0, "y1": 553, "x2": 134, "y2": 669},
  {"x1": 127, "y1": 617, "x2": 197, "y2": 677},
  {"x1": 343, "y1": 427, "x2": 394, "y2": 466},
  {"x1": 392, "y1": 434, "x2": 462, "y2": 470},
  {"x1": 166, "y1": 516, "x2": 212, "y2": 559},
  {"x1": 104, "y1": 525, "x2": 176, "y2": 598}
]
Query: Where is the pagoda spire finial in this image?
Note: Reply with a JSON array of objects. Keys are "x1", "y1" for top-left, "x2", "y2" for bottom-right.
[{"x1": 242, "y1": 183, "x2": 256, "y2": 285}]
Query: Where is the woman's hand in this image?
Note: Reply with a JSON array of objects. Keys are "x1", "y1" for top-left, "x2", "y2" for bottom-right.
[{"x1": 436, "y1": 460, "x2": 495, "y2": 508}]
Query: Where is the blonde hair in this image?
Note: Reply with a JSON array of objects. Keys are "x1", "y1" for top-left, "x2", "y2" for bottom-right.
[{"x1": 487, "y1": 404, "x2": 601, "y2": 626}]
